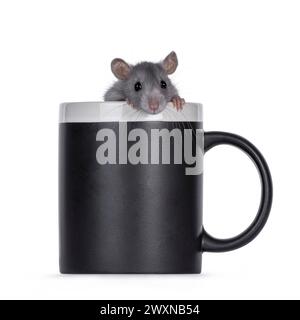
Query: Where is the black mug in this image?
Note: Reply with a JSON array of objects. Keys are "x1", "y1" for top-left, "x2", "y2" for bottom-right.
[{"x1": 59, "y1": 102, "x2": 272, "y2": 274}]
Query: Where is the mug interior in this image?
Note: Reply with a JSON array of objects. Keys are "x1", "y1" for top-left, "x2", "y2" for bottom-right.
[{"x1": 59, "y1": 101, "x2": 202, "y2": 123}]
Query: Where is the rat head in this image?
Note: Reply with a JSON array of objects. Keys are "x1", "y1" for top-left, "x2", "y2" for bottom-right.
[{"x1": 111, "y1": 51, "x2": 179, "y2": 114}]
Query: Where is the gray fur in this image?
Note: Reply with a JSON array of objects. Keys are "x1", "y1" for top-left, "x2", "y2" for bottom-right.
[
  {"x1": 104, "y1": 57, "x2": 179, "y2": 114},
  {"x1": 104, "y1": 81, "x2": 126, "y2": 101}
]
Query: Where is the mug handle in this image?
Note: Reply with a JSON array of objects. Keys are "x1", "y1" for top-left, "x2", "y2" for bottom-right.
[{"x1": 201, "y1": 131, "x2": 273, "y2": 252}]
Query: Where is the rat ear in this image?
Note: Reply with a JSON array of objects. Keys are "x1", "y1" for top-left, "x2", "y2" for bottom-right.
[
  {"x1": 162, "y1": 51, "x2": 178, "y2": 75},
  {"x1": 111, "y1": 58, "x2": 131, "y2": 80}
]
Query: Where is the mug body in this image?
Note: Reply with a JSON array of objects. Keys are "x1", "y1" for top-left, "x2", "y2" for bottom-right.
[{"x1": 59, "y1": 102, "x2": 204, "y2": 273}]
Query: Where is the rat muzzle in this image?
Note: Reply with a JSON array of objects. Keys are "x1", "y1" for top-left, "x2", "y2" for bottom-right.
[{"x1": 148, "y1": 98, "x2": 160, "y2": 113}]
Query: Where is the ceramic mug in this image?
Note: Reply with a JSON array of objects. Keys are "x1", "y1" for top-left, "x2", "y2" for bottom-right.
[{"x1": 59, "y1": 102, "x2": 272, "y2": 273}]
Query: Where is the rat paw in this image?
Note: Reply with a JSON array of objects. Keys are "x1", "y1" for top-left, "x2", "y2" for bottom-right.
[
  {"x1": 126, "y1": 99, "x2": 135, "y2": 108},
  {"x1": 171, "y1": 96, "x2": 185, "y2": 111}
]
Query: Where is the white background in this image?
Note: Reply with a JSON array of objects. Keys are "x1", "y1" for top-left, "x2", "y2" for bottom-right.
[{"x1": 0, "y1": 0, "x2": 299, "y2": 300}]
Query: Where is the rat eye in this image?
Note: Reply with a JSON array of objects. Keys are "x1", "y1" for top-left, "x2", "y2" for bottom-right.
[
  {"x1": 134, "y1": 82, "x2": 142, "y2": 91},
  {"x1": 160, "y1": 80, "x2": 167, "y2": 89}
]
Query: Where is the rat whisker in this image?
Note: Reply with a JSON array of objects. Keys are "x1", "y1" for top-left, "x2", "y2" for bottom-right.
[
  {"x1": 103, "y1": 104, "x2": 126, "y2": 118},
  {"x1": 137, "y1": 110, "x2": 145, "y2": 122},
  {"x1": 133, "y1": 110, "x2": 141, "y2": 122},
  {"x1": 167, "y1": 108, "x2": 198, "y2": 142},
  {"x1": 165, "y1": 109, "x2": 179, "y2": 131},
  {"x1": 180, "y1": 112, "x2": 197, "y2": 139}
]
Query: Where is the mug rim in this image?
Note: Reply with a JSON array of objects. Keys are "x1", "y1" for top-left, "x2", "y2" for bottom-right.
[{"x1": 59, "y1": 101, "x2": 203, "y2": 123}]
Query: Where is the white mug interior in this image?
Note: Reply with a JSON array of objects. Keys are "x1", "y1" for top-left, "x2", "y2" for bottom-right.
[{"x1": 59, "y1": 101, "x2": 203, "y2": 123}]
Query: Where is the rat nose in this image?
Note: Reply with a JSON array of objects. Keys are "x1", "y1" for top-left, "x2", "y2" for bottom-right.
[{"x1": 148, "y1": 99, "x2": 159, "y2": 113}]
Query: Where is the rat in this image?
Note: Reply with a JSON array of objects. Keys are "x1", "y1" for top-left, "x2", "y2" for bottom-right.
[{"x1": 104, "y1": 51, "x2": 185, "y2": 114}]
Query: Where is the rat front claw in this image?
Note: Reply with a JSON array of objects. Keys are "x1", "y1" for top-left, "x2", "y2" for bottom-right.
[{"x1": 171, "y1": 96, "x2": 185, "y2": 111}]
